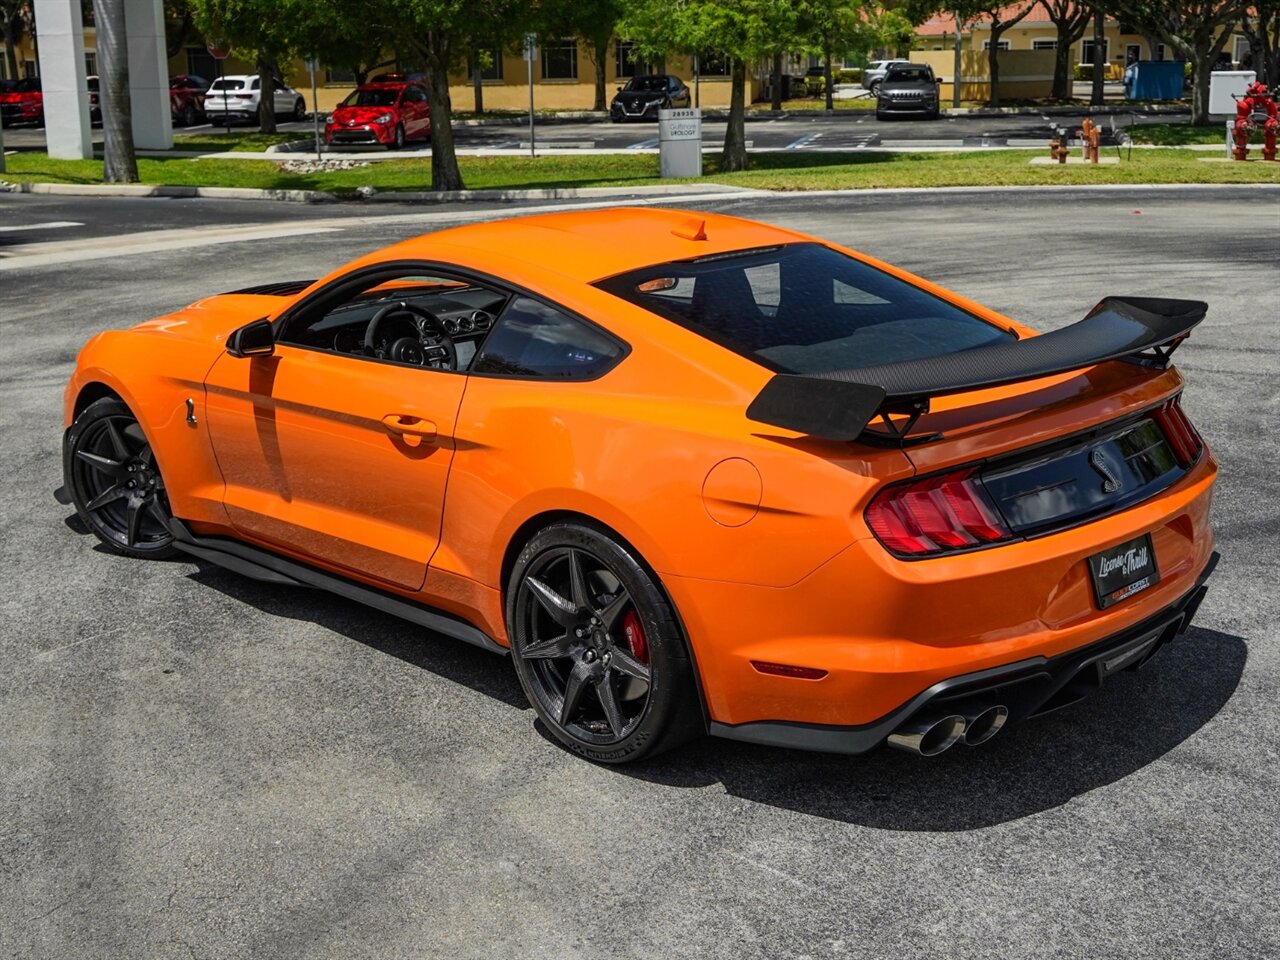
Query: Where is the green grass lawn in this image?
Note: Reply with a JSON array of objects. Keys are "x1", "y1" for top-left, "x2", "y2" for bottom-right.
[
  {"x1": 1127, "y1": 122, "x2": 1232, "y2": 145},
  {"x1": 4, "y1": 148, "x2": 1276, "y2": 195},
  {"x1": 171, "y1": 130, "x2": 315, "y2": 153}
]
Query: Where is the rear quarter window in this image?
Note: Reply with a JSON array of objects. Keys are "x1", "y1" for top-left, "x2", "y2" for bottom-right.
[{"x1": 472, "y1": 296, "x2": 624, "y2": 380}]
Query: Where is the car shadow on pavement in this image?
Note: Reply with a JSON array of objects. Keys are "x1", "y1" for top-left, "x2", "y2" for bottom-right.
[
  {"x1": 183, "y1": 562, "x2": 529, "y2": 710},
  {"x1": 617, "y1": 626, "x2": 1247, "y2": 832}
]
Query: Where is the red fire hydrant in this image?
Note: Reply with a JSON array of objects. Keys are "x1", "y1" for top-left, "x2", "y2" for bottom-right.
[{"x1": 1233, "y1": 81, "x2": 1279, "y2": 161}]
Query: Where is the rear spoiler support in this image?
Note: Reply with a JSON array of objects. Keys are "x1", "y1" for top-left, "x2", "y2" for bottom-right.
[{"x1": 746, "y1": 296, "x2": 1207, "y2": 443}]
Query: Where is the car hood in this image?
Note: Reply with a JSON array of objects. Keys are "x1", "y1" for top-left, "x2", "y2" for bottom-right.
[
  {"x1": 614, "y1": 90, "x2": 666, "y2": 105},
  {"x1": 129, "y1": 294, "x2": 290, "y2": 346},
  {"x1": 329, "y1": 105, "x2": 397, "y2": 123},
  {"x1": 880, "y1": 81, "x2": 936, "y2": 93}
]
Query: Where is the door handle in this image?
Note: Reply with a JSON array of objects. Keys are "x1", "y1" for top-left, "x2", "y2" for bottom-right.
[{"x1": 381, "y1": 414, "x2": 438, "y2": 443}]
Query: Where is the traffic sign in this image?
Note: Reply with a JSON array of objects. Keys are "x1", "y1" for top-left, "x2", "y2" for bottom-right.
[{"x1": 207, "y1": 40, "x2": 231, "y2": 60}]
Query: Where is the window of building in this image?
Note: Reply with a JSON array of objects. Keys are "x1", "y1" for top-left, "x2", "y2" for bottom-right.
[
  {"x1": 1233, "y1": 36, "x2": 1249, "y2": 65},
  {"x1": 84, "y1": 52, "x2": 97, "y2": 76},
  {"x1": 469, "y1": 47, "x2": 504, "y2": 81},
  {"x1": 1081, "y1": 38, "x2": 1109, "y2": 64},
  {"x1": 24, "y1": 60, "x2": 38, "y2": 79},
  {"x1": 1032, "y1": 39, "x2": 1057, "y2": 51},
  {"x1": 324, "y1": 65, "x2": 356, "y2": 84},
  {"x1": 615, "y1": 40, "x2": 642, "y2": 78},
  {"x1": 697, "y1": 52, "x2": 731, "y2": 77},
  {"x1": 186, "y1": 47, "x2": 217, "y2": 81},
  {"x1": 541, "y1": 39, "x2": 577, "y2": 80},
  {"x1": 1154, "y1": 44, "x2": 1166, "y2": 61},
  {"x1": 983, "y1": 40, "x2": 1011, "y2": 51}
]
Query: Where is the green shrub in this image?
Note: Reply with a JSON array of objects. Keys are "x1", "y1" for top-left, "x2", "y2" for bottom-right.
[
  {"x1": 836, "y1": 68, "x2": 862, "y2": 84},
  {"x1": 1074, "y1": 63, "x2": 1095, "y2": 81}
]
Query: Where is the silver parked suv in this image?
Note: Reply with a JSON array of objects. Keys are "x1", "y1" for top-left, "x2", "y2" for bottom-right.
[{"x1": 861, "y1": 60, "x2": 912, "y2": 95}]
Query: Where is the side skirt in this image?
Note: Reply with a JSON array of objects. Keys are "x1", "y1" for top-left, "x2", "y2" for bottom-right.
[{"x1": 167, "y1": 517, "x2": 508, "y2": 656}]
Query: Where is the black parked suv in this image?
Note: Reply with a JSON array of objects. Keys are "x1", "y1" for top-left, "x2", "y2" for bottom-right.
[
  {"x1": 610, "y1": 75, "x2": 691, "y2": 122},
  {"x1": 875, "y1": 63, "x2": 942, "y2": 120}
]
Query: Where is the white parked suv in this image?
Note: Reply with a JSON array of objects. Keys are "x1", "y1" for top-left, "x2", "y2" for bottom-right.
[
  {"x1": 204, "y1": 74, "x2": 307, "y2": 126},
  {"x1": 862, "y1": 60, "x2": 912, "y2": 95}
]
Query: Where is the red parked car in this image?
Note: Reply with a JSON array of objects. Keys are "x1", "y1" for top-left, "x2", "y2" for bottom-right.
[
  {"x1": 0, "y1": 77, "x2": 43, "y2": 127},
  {"x1": 169, "y1": 74, "x2": 210, "y2": 127},
  {"x1": 325, "y1": 76, "x2": 430, "y2": 149}
]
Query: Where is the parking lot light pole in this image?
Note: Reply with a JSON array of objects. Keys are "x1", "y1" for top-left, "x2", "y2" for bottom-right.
[
  {"x1": 524, "y1": 33, "x2": 537, "y2": 158},
  {"x1": 306, "y1": 56, "x2": 321, "y2": 159}
]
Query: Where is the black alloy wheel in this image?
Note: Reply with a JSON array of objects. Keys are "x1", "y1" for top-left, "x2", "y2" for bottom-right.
[
  {"x1": 64, "y1": 398, "x2": 176, "y2": 559},
  {"x1": 181, "y1": 102, "x2": 197, "y2": 126},
  {"x1": 507, "y1": 523, "x2": 701, "y2": 763},
  {"x1": 389, "y1": 123, "x2": 406, "y2": 150},
  {"x1": 294, "y1": 98, "x2": 307, "y2": 121}
]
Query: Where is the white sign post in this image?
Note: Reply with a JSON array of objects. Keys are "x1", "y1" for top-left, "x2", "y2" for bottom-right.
[{"x1": 658, "y1": 107, "x2": 702, "y2": 178}]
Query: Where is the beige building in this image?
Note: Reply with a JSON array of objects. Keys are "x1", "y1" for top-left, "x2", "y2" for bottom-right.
[{"x1": 170, "y1": 40, "x2": 750, "y2": 115}]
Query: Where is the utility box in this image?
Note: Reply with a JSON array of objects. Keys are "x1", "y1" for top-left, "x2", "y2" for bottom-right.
[
  {"x1": 659, "y1": 108, "x2": 702, "y2": 178},
  {"x1": 1209, "y1": 70, "x2": 1256, "y2": 115}
]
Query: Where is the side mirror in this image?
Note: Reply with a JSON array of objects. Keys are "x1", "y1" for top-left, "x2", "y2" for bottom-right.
[
  {"x1": 227, "y1": 318, "x2": 275, "y2": 358},
  {"x1": 935, "y1": 77, "x2": 944, "y2": 83}
]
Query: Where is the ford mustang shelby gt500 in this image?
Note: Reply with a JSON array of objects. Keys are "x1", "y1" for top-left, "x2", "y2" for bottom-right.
[{"x1": 58, "y1": 209, "x2": 1217, "y2": 762}]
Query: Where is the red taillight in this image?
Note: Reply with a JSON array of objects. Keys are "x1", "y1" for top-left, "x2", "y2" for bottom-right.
[
  {"x1": 866, "y1": 469, "x2": 1012, "y2": 557},
  {"x1": 1151, "y1": 396, "x2": 1203, "y2": 467},
  {"x1": 235, "y1": 93, "x2": 253, "y2": 100}
]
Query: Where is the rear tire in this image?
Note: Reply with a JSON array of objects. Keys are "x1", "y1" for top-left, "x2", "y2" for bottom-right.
[
  {"x1": 294, "y1": 98, "x2": 307, "y2": 121},
  {"x1": 506, "y1": 522, "x2": 702, "y2": 764},
  {"x1": 63, "y1": 397, "x2": 176, "y2": 560},
  {"x1": 180, "y1": 102, "x2": 197, "y2": 127}
]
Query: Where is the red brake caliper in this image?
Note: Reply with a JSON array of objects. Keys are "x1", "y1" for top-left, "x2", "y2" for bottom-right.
[{"x1": 621, "y1": 609, "x2": 649, "y2": 663}]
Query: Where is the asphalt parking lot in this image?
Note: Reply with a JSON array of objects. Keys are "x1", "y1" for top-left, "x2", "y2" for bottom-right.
[{"x1": 1, "y1": 185, "x2": 1278, "y2": 958}]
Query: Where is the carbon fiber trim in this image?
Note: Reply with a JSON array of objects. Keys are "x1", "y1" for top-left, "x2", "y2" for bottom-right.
[{"x1": 747, "y1": 296, "x2": 1206, "y2": 441}]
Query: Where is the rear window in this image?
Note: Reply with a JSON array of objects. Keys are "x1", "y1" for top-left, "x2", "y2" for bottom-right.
[
  {"x1": 209, "y1": 79, "x2": 243, "y2": 91},
  {"x1": 594, "y1": 243, "x2": 1013, "y2": 374}
]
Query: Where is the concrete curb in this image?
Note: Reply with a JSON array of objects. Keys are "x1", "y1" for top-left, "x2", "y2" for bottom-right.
[
  {"x1": 5, "y1": 178, "x2": 1273, "y2": 205},
  {"x1": 0, "y1": 181, "x2": 337, "y2": 202},
  {"x1": 0, "y1": 179, "x2": 756, "y2": 204}
]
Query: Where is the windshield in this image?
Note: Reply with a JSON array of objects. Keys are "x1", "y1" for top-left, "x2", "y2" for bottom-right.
[
  {"x1": 885, "y1": 67, "x2": 932, "y2": 82},
  {"x1": 342, "y1": 88, "x2": 401, "y2": 107},
  {"x1": 624, "y1": 76, "x2": 669, "y2": 92},
  {"x1": 595, "y1": 243, "x2": 1012, "y2": 373}
]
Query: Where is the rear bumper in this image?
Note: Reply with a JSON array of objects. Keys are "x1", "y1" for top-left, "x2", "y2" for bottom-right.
[
  {"x1": 709, "y1": 553, "x2": 1217, "y2": 754},
  {"x1": 669, "y1": 450, "x2": 1217, "y2": 732}
]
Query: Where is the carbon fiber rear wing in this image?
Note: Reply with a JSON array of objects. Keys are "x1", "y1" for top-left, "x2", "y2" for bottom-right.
[{"x1": 746, "y1": 296, "x2": 1207, "y2": 442}]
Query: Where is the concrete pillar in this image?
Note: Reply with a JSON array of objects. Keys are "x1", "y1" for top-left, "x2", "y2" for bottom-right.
[
  {"x1": 33, "y1": 0, "x2": 92, "y2": 159},
  {"x1": 124, "y1": 0, "x2": 172, "y2": 149}
]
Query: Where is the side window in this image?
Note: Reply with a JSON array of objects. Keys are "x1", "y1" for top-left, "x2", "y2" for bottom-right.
[
  {"x1": 277, "y1": 270, "x2": 508, "y2": 373},
  {"x1": 472, "y1": 296, "x2": 623, "y2": 379},
  {"x1": 251, "y1": 78, "x2": 261, "y2": 90}
]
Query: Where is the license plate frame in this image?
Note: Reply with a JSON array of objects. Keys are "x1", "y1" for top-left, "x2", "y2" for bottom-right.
[{"x1": 1088, "y1": 533, "x2": 1160, "y2": 610}]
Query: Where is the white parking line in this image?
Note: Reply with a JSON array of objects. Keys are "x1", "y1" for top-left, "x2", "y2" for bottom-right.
[
  {"x1": 0, "y1": 221, "x2": 84, "y2": 233},
  {"x1": 785, "y1": 133, "x2": 823, "y2": 150},
  {"x1": 627, "y1": 138, "x2": 660, "y2": 150}
]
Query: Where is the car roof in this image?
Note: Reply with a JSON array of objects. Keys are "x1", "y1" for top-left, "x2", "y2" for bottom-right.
[{"x1": 376, "y1": 208, "x2": 812, "y2": 284}]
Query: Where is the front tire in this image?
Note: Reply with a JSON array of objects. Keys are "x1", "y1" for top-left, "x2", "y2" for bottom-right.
[
  {"x1": 507, "y1": 522, "x2": 701, "y2": 764},
  {"x1": 63, "y1": 397, "x2": 176, "y2": 559},
  {"x1": 388, "y1": 123, "x2": 405, "y2": 150},
  {"x1": 294, "y1": 98, "x2": 307, "y2": 121}
]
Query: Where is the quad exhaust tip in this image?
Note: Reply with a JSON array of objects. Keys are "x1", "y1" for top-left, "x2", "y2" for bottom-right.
[
  {"x1": 886, "y1": 704, "x2": 1009, "y2": 756},
  {"x1": 961, "y1": 704, "x2": 1009, "y2": 746},
  {"x1": 886, "y1": 713, "x2": 966, "y2": 757}
]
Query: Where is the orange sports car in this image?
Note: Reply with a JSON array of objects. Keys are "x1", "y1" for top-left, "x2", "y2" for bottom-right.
[{"x1": 58, "y1": 208, "x2": 1217, "y2": 762}]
